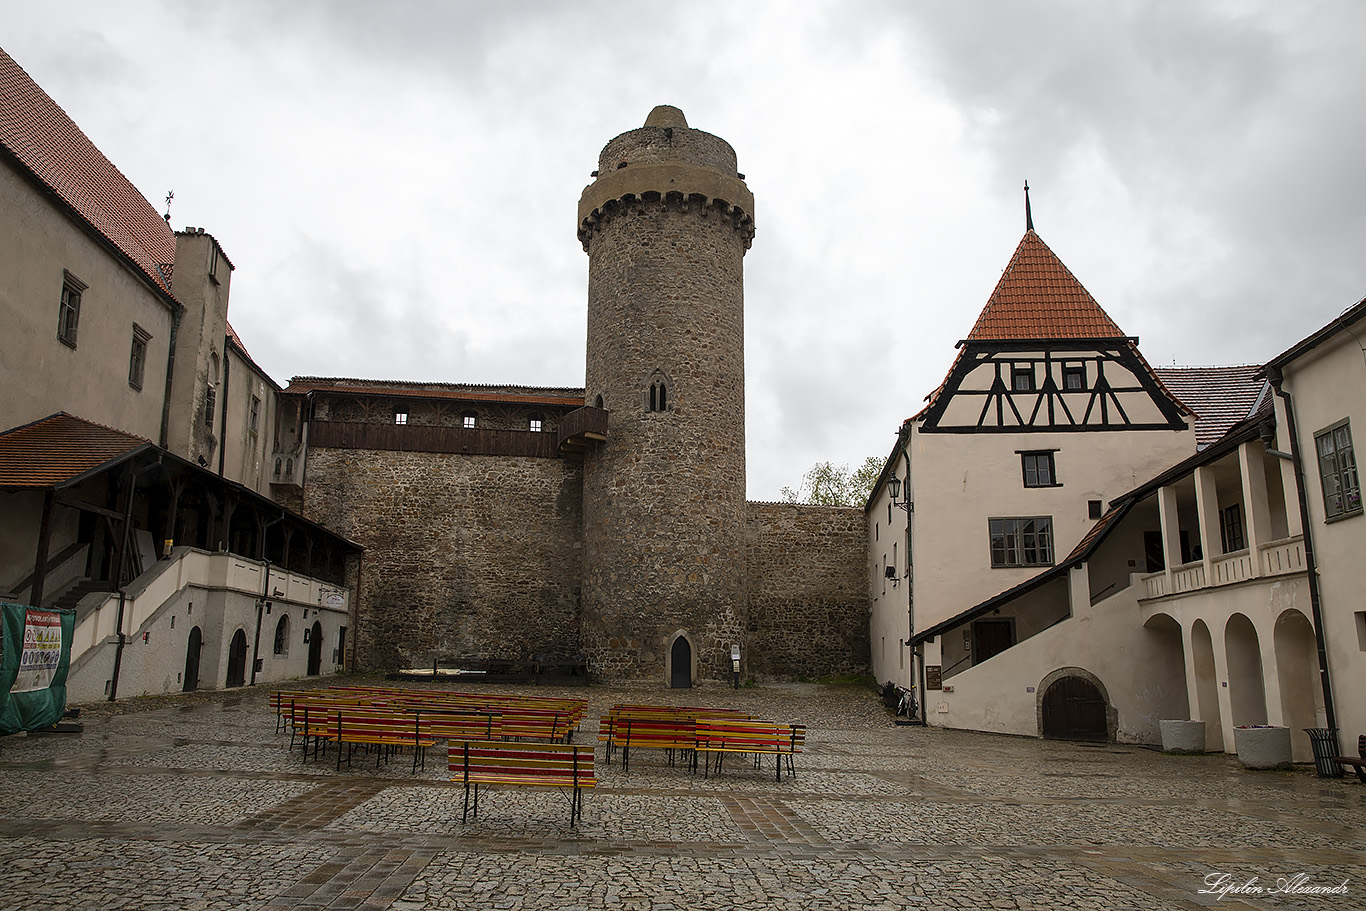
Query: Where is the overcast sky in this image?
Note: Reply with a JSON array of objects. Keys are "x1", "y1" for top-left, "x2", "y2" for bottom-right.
[{"x1": 5, "y1": 2, "x2": 1364, "y2": 500}]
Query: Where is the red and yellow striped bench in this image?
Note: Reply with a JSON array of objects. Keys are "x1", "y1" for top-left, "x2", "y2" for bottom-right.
[
  {"x1": 694, "y1": 719, "x2": 805, "y2": 781},
  {"x1": 450, "y1": 741, "x2": 596, "y2": 826}
]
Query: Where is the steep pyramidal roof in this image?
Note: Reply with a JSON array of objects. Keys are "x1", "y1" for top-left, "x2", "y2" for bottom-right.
[
  {"x1": 0, "y1": 47, "x2": 176, "y2": 297},
  {"x1": 966, "y1": 230, "x2": 1126, "y2": 341}
]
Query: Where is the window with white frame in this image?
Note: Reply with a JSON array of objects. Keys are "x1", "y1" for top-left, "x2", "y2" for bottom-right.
[
  {"x1": 989, "y1": 516, "x2": 1054, "y2": 567},
  {"x1": 1316, "y1": 421, "x2": 1361, "y2": 520}
]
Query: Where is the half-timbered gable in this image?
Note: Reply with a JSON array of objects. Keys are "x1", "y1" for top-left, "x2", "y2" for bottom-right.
[{"x1": 918, "y1": 231, "x2": 1192, "y2": 434}]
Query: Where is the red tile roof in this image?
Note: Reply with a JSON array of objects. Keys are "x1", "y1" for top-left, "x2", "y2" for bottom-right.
[
  {"x1": 282, "y1": 377, "x2": 586, "y2": 408},
  {"x1": 0, "y1": 413, "x2": 152, "y2": 488},
  {"x1": 0, "y1": 47, "x2": 176, "y2": 297},
  {"x1": 1153, "y1": 365, "x2": 1267, "y2": 448},
  {"x1": 967, "y1": 231, "x2": 1127, "y2": 341}
]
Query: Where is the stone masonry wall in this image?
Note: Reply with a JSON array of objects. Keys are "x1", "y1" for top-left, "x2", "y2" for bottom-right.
[
  {"x1": 745, "y1": 502, "x2": 870, "y2": 679},
  {"x1": 303, "y1": 447, "x2": 583, "y2": 671}
]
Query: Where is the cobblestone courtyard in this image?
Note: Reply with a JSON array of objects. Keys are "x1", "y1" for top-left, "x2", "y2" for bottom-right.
[{"x1": 1, "y1": 679, "x2": 1363, "y2": 910}]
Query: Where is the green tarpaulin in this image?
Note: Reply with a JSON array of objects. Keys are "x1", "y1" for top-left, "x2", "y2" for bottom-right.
[{"x1": 0, "y1": 602, "x2": 76, "y2": 735}]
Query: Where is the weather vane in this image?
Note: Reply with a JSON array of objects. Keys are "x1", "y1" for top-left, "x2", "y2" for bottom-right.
[{"x1": 163, "y1": 190, "x2": 174, "y2": 223}]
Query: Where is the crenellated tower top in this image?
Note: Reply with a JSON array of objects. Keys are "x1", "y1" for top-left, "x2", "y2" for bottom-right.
[{"x1": 577, "y1": 105, "x2": 755, "y2": 251}]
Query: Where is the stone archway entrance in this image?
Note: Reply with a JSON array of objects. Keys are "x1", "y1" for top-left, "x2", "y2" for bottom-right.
[
  {"x1": 1040, "y1": 674, "x2": 1109, "y2": 742},
  {"x1": 225, "y1": 629, "x2": 247, "y2": 688},
  {"x1": 669, "y1": 635, "x2": 692, "y2": 689},
  {"x1": 183, "y1": 626, "x2": 202, "y2": 692}
]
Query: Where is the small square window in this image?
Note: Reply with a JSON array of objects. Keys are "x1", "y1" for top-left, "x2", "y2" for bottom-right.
[
  {"x1": 57, "y1": 271, "x2": 86, "y2": 348},
  {"x1": 1011, "y1": 365, "x2": 1035, "y2": 392},
  {"x1": 529, "y1": 416, "x2": 543, "y2": 433},
  {"x1": 1020, "y1": 451, "x2": 1056, "y2": 488},
  {"x1": 462, "y1": 412, "x2": 477, "y2": 429},
  {"x1": 128, "y1": 324, "x2": 151, "y2": 390},
  {"x1": 394, "y1": 409, "x2": 409, "y2": 425},
  {"x1": 1063, "y1": 364, "x2": 1086, "y2": 391}
]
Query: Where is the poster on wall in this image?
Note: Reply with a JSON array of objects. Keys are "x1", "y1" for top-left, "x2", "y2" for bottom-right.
[
  {"x1": 320, "y1": 587, "x2": 345, "y2": 609},
  {"x1": 0, "y1": 603, "x2": 76, "y2": 735}
]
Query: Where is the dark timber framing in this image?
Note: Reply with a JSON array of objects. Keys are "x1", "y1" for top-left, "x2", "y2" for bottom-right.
[{"x1": 919, "y1": 338, "x2": 1189, "y2": 434}]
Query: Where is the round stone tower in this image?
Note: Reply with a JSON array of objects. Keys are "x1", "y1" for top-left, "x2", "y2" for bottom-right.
[{"x1": 577, "y1": 106, "x2": 755, "y2": 684}]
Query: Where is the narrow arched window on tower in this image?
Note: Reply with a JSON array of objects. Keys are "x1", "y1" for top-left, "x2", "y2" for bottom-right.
[{"x1": 648, "y1": 378, "x2": 669, "y2": 412}]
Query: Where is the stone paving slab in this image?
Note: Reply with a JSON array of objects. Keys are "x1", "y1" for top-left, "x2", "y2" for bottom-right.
[{"x1": 1, "y1": 678, "x2": 1365, "y2": 910}]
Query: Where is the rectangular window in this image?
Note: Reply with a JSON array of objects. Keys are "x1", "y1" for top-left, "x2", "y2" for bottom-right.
[
  {"x1": 1088, "y1": 499, "x2": 1103, "y2": 520},
  {"x1": 1316, "y1": 421, "x2": 1361, "y2": 520},
  {"x1": 394, "y1": 409, "x2": 409, "y2": 425},
  {"x1": 1011, "y1": 364, "x2": 1035, "y2": 392},
  {"x1": 529, "y1": 415, "x2": 544, "y2": 433},
  {"x1": 1020, "y1": 451, "x2": 1056, "y2": 487},
  {"x1": 204, "y1": 385, "x2": 216, "y2": 427},
  {"x1": 57, "y1": 271, "x2": 86, "y2": 347},
  {"x1": 208, "y1": 244, "x2": 219, "y2": 284},
  {"x1": 249, "y1": 395, "x2": 261, "y2": 434},
  {"x1": 1063, "y1": 364, "x2": 1086, "y2": 391},
  {"x1": 989, "y1": 516, "x2": 1054, "y2": 567},
  {"x1": 128, "y1": 324, "x2": 150, "y2": 390},
  {"x1": 463, "y1": 413, "x2": 476, "y2": 429},
  {"x1": 1219, "y1": 503, "x2": 1245, "y2": 553}
]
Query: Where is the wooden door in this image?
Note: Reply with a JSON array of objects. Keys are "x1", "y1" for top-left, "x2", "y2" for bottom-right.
[{"x1": 1041, "y1": 676, "x2": 1108, "y2": 741}]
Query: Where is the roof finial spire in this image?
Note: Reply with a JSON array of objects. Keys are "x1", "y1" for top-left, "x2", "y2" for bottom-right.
[{"x1": 1024, "y1": 180, "x2": 1034, "y2": 232}]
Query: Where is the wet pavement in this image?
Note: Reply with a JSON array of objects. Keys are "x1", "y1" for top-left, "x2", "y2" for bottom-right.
[{"x1": 1, "y1": 677, "x2": 1363, "y2": 910}]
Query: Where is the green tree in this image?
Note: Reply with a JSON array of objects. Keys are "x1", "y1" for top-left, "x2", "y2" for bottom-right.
[{"x1": 780, "y1": 456, "x2": 883, "y2": 506}]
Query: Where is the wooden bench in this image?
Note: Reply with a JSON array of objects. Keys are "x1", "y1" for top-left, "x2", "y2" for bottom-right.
[
  {"x1": 449, "y1": 740, "x2": 596, "y2": 826},
  {"x1": 1333, "y1": 734, "x2": 1366, "y2": 783},
  {"x1": 694, "y1": 719, "x2": 805, "y2": 781},
  {"x1": 612, "y1": 715, "x2": 697, "y2": 773},
  {"x1": 333, "y1": 708, "x2": 435, "y2": 773},
  {"x1": 416, "y1": 709, "x2": 501, "y2": 745}
]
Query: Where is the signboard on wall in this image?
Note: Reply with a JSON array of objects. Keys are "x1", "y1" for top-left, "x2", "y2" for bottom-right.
[
  {"x1": 0, "y1": 604, "x2": 76, "y2": 735},
  {"x1": 925, "y1": 665, "x2": 943, "y2": 690},
  {"x1": 320, "y1": 587, "x2": 345, "y2": 609}
]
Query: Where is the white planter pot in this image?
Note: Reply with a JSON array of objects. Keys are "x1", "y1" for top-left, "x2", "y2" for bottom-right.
[
  {"x1": 1160, "y1": 719, "x2": 1206, "y2": 754},
  {"x1": 1234, "y1": 725, "x2": 1292, "y2": 770}
]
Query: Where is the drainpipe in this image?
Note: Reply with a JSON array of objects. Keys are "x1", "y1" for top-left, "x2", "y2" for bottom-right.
[
  {"x1": 249, "y1": 559, "x2": 271, "y2": 687},
  {"x1": 217, "y1": 343, "x2": 231, "y2": 477},
  {"x1": 159, "y1": 306, "x2": 182, "y2": 450},
  {"x1": 107, "y1": 457, "x2": 162, "y2": 702},
  {"x1": 1265, "y1": 366, "x2": 1337, "y2": 731}
]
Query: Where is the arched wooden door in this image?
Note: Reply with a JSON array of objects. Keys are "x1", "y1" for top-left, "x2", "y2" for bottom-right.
[
  {"x1": 307, "y1": 621, "x2": 323, "y2": 676},
  {"x1": 670, "y1": 637, "x2": 691, "y2": 688},
  {"x1": 225, "y1": 629, "x2": 248, "y2": 688},
  {"x1": 1041, "y1": 676, "x2": 1108, "y2": 741},
  {"x1": 183, "y1": 626, "x2": 202, "y2": 692}
]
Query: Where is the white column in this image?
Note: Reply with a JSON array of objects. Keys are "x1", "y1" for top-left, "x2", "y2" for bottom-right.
[
  {"x1": 1157, "y1": 485, "x2": 1182, "y2": 590},
  {"x1": 1273, "y1": 397, "x2": 1305, "y2": 536},
  {"x1": 1194, "y1": 466, "x2": 1220, "y2": 583},
  {"x1": 1239, "y1": 441, "x2": 1272, "y2": 575}
]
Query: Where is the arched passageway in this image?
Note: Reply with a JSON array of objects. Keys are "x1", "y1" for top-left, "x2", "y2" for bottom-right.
[
  {"x1": 1225, "y1": 613, "x2": 1268, "y2": 727},
  {"x1": 1274, "y1": 609, "x2": 1320, "y2": 762},
  {"x1": 1191, "y1": 620, "x2": 1223, "y2": 751}
]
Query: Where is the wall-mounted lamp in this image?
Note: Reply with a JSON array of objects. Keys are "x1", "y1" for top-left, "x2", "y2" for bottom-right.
[{"x1": 887, "y1": 473, "x2": 913, "y2": 513}]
